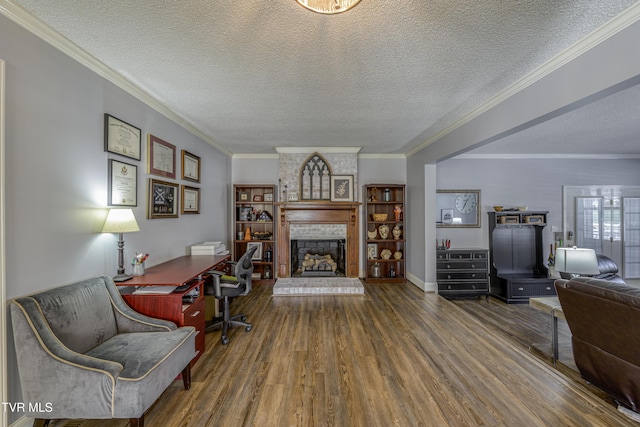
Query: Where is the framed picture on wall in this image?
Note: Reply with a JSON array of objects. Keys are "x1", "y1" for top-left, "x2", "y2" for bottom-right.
[
  {"x1": 330, "y1": 175, "x2": 354, "y2": 202},
  {"x1": 108, "y1": 159, "x2": 137, "y2": 206},
  {"x1": 148, "y1": 178, "x2": 179, "y2": 219},
  {"x1": 181, "y1": 150, "x2": 201, "y2": 182},
  {"x1": 104, "y1": 114, "x2": 141, "y2": 161},
  {"x1": 147, "y1": 134, "x2": 176, "y2": 179},
  {"x1": 181, "y1": 185, "x2": 200, "y2": 214}
]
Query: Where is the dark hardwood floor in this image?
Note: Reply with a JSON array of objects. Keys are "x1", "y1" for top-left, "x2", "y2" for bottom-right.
[{"x1": 45, "y1": 281, "x2": 636, "y2": 426}]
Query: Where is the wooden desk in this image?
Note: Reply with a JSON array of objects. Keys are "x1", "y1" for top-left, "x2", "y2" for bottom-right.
[
  {"x1": 120, "y1": 255, "x2": 231, "y2": 366},
  {"x1": 529, "y1": 296, "x2": 565, "y2": 366}
]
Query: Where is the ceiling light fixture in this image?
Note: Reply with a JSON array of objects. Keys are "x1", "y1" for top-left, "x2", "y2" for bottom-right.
[{"x1": 295, "y1": 0, "x2": 362, "y2": 14}]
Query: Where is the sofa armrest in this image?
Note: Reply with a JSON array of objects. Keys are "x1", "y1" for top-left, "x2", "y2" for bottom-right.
[{"x1": 102, "y1": 275, "x2": 177, "y2": 332}]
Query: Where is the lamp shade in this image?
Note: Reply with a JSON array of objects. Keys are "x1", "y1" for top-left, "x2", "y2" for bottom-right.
[
  {"x1": 102, "y1": 208, "x2": 140, "y2": 233},
  {"x1": 555, "y1": 246, "x2": 600, "y2": 276}
]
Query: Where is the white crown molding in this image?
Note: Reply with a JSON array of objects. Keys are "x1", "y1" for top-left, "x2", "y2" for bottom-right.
[
  {"x1": 407, "y1": 2, "x2": 640, "y2": 158},
  {"x1": 453, "y1": 153, "x2": 640, "y2": 160},
  {"x1": 358, "y1": 153, "x2": 406, "y2": 160},
  {"x1": 232, "y1": 153, "x2": 280, "y2": 159},
  {"x1": 0, "y1": 0, "x2": 233, "y2": 158},
  {"x1": 275, "y1": 146, "x2": 361, "y2": 154}
]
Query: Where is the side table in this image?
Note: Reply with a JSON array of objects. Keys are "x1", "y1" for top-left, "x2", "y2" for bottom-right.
[{"x1": 529, "y1": 296, "x2": 566, "y2": 366}]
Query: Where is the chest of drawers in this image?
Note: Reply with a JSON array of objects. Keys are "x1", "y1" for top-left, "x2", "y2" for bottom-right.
[{"x1": 437, "y1": 249, "x2": 489, "y2": 299}]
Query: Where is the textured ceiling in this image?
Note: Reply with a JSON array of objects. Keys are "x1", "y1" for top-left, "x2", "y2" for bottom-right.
[{"x1": 9, "y1": 0, "x2": 640, "y2": 155}]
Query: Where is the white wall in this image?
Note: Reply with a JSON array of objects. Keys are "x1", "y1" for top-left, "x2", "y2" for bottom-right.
[{"x1": 1, "y1": 15, "x2": 230, "y2": 423}]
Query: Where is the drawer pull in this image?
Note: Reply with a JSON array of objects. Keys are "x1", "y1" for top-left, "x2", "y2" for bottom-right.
[
  {"x1": 471, "y1": 274, "x2": 476, "y2": 278},
  {"x1": 447, "y1": 275, "x2": 451, "y2": 279},
  {"x1": 190, "y1": 311, "x2": 201, "y2": 317},
  {"x1": 447, "y1": 264, "x2": 451, "y2": 269},
  {"x1": 447, "y1": 285, "x2": 452, "y2": 290},
  {"x1": 471, "y1": 264, "x2": 475, "y2": 269},
  {"x1": 472, "y1": 285, "x2": 476, "y2": 289},
  {"x1": 518, "y1": 287, "x2": 524, "y2": 291},
  {"x1": 545, "y1": 287, "x2": 551, "y2": 291}
]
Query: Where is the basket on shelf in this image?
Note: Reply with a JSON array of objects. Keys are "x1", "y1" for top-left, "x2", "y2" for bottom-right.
[{"x1": 372, "y1": 213, "x2": 388, "y2": 222}]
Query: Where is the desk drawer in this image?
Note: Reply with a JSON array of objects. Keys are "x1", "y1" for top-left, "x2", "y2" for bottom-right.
[{"x1": 438, "y1": 282, "x2": 488, "y2": 292}]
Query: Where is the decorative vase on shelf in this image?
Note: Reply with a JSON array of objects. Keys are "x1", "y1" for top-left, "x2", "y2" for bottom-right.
[
  {"x1": 367, "y1": 228, "x2": 378, "y2": 239},
  {"x1": 371, "y1": 262, "x2": 381, "y2": 278},
  {"x1": 378, "y1": 224, "x2": 390, "y2": 239},
  {"x1": 392, "y1": 224, "x2": 402, "y2": 240}
]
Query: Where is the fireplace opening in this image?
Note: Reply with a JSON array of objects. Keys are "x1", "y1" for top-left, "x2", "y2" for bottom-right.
[{"x1": 291, "y1": 239, "x2": 346, "y2": 277}]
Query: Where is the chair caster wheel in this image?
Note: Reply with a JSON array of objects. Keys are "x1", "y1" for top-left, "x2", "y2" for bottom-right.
[
  {"x1": 221, "y1": 335, "x2": 229, "y2": 345},
  {"x1": 241, "y1": 316, "x2": 247, "y2": 322},
  {"x1": 245, "y1": 325, "x2": 252, "y2": 332}
]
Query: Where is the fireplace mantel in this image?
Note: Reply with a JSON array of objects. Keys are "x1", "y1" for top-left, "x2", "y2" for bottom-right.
[{"x1": 276, "y1": 202, "x2": 360, "y2": 278}]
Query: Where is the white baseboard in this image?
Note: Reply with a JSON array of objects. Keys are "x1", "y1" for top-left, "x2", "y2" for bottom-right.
[{"x1": 406, "y1": 272, "x2": 436, "y2": 292}]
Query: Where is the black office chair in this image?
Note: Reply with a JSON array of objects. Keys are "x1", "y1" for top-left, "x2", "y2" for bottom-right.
[{"x1": 205, "y1": 245, "x2": 257, "y2": 345}]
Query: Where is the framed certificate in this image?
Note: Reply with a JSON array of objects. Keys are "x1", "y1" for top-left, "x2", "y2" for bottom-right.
[
  {"x1": 148, "y1": 178, "x2": 179, "y2": 219},
  {"x1": 108, "y1": 159, "x2": 137, "y2": 206},
  {"x1": 181, "y1": 150, "x2": 201, "y2": 182},
  {"x1": 147, "y1": 134, "x2": 176, "y2": 179},
  {"x1": 104, "y1": 114, "x2": 141, "y2": 161},
  {"x1": 181, "y1": 185, "x2": 200, "y2": 214}
]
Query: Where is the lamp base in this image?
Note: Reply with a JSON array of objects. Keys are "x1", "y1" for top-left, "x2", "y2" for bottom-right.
[{"x1": 113, "y1": 273, "x2": 133, "y2": 282}]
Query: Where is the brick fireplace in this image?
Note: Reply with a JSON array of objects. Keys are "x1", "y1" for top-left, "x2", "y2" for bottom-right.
[{"x1": 276, "y1": 202, "x2": 360, "y2": 278}]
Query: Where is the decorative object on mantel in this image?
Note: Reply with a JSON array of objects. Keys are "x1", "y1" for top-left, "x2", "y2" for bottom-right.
[
  {"x1": 392, "y1": 224, "x2": 402, "y2": 240},
  {"x1": 102, "y1": 208, "x2": 140, "y2": 282},
  {"x1": 393, "y1": 251, "x2": 403, "y2": 260},
  {"x1": 378, "y1": 224, "x2": 390, "y2": 239}
]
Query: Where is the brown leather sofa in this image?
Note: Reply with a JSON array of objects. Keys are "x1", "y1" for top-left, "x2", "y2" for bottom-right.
[{"x1": 555, "y1": 277, "x2": 640, "y2": 413}]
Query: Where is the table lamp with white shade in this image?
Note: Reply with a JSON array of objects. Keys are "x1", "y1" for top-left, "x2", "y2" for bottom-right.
[
  {"x1": 102, "y1": 208, "x2": 140, "y2": 282},
  {"x1": 555, "y1": 246, "x2": 600, "y2": 279}
]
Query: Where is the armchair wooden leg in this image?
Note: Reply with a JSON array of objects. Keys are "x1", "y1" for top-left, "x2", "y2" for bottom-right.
[
  {"x1": 182, "y1": 364, "x2": 192, "y2": 390},
  {"x1": 129, "y1": 415, "x2": 144, "y2": 427},
  {"x1": 33, "y1": 419, "x2": 50, "y2": 427}
]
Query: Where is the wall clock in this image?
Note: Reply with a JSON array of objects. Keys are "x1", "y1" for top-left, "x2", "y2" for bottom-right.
[
  {"x1": 455, "y1": 193, "x2": 477, "y2": 214},
  {"x1": 436, "y1": 190, "x2": 481, "y2": 228}
]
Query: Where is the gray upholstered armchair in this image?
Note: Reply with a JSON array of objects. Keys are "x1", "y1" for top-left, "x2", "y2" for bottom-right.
[{"x1": 10, "y1": 275, "x2": 196, "y2": 427}]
